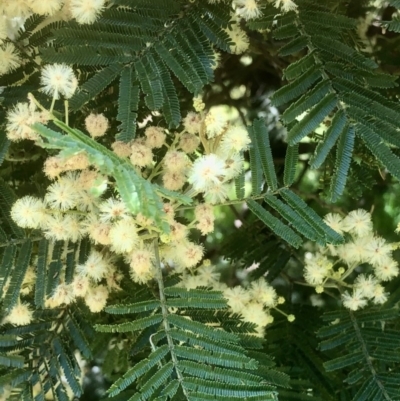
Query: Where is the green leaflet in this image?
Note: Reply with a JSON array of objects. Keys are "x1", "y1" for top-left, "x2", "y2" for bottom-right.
[
  {"x1": 95, "y1": 314, "x2": 163, "y2": 333},
  {"x1": 312, "y1": 36, "x2": 377, "y2": 71},
  {"x1": 329, "y1": 125, "x2": 355, "y2": 202},
  {"x1": 183, "y1": 377, "x2": 276, "y2": 398},
  {"x1": 279, "y1": 36, "x2": 308, "y2": 56},
  {"x1": 0, "y1": 179, "x2": 25, "y2": 239},
  {"x1": 283, "y1": 144, "x2": 298, "y2": 186},
  {"x1": 65, "y1": 313, "x2": 93, "y2": 360},
  {"x1": 0, "y1": 245, "x2": 16, "y2": 295},
  {"x1": 283, "y1": 51, "x2": 317, "y2": 81},
  {"x1": 116, "y1": 67, "x2": 140, "y2": 142},
  {"x1": 301, "y1": 11, "x2": 357, "y2": 30},
  {"x1": 359, "y1": 125, "x2": 400, "y2": 182},
  {"x1": 52, "y1": 338, "x2": 82, "y2": 396},
  {"x1": 279, "y1": 189, "x2": 343, "y2": 244},
  {"x1": 324, "y1": 353, "x2": 365, "y2": 372},
  {"x1": 346, "y1": 106, "x2": 400, "y2": 148},
  {"x1": 107, "y1": 345, "x2": 169, "y2": 396},
  {"x1": 247, "y1": 199, "x2": 303, "y2": 248},
  {"x1": 168, "y1": 329, "x2": 245, "y2": 356},
  {"x1": 164, "y1": 287, "x2": 226, "y2": 300},
  {"x1": 105, "y1": 300, "x2": 161, "y2": 314},
  {"x1": 281, "y1": 80, "x2": 330, "y2": 124},
  {"x1": 263, "y1": 195, "x2": 322, "y2": 244},
  {"x1": 271, "y1": 65, "x2": 322, "y2": 107},
  {"x1": 287, "y1": 93, "x2": 338, "y2": 145},
  {"x1": 45, "y1": 240, "x2": 63, "y2": 298},
  {"x1": 157, "y1": 58, "x2": 181, "y2": 128},
  {"x1": 310, "y1": 110, "x2": 347, "y2": 169},
  {"x1": 382, "y1": 17, "x2": 400, "y2": 33},
  {"x1": 248, "y1": 128, "x2": 264, "y2": 195},
  {"x1": 234, "y1": 167, "x2": 245, "y2": 199},
  {"x1": 2, "y1": 240, "x2": 32, "y2": 312},
  {"x1": 0, "y1": 135, "x2": 9, "y2": 167},
  {"x1": 134, "y1": 54, "x2": 164, "y2": 110},
  {"x1": 174, "y1": 345, "x2": 257, "y2": 370},
  {"x1": 127, "y1": 362, "x2": 174, "y2": 401},
  {"x1": 168, "y1": 315, "x2": 238, "y2": 342},
  {"x1": 249, "y1": 119, "x2": 278, "y2": 191},
  {"x1": 0, "y1": 354, "x2": 24, "y2": 368},
  {"x1": 166, "y1": 298, "x2": 227, "y2": 309}
]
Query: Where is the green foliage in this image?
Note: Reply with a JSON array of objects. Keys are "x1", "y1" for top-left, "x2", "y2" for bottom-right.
[
  {"x1": 95, "y1": 252, "x2": 285, "y2": 400},
  {"x1": 1, "y1": 1, "x2": 400, "y2": 401},
  {"x1": 318, "y1": 307, "x2": 400, "y2": 399},
  {"x1": 270, "y1": 1, "x2": 400, "y2": 200},
  {"x1": 40, "y1": 2, "x2": 231, "y2": 134}
]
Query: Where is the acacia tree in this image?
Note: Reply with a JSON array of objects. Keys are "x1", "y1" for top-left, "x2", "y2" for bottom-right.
[{"x1": 1, "y1": 0, "x2": 400, "y2": 400}]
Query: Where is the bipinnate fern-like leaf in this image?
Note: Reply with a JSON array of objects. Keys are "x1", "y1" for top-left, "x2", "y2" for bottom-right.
[
  {"x1": 94, "y1": 241, "x2": 284, "y2": 401},
  {"x1": 247, "y1": 189, "x2": 343, "y2": 249},
  {"x1": 268, "y1": 2, "x2": 400, "y2": 200},
  {"x1": 41, "y1": 2, "x2": 231, "y2": 140},
  {"x1": 318, "y1": 307, "x2": 400, "y2": 400},
  {"x1": 0, "y1": 308, "x2": 94, "y2": 400}
]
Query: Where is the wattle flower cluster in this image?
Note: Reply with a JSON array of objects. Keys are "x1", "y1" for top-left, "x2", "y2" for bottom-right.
[{"x1": 304, "y1": 209, "x2": 399, "y2": 311}]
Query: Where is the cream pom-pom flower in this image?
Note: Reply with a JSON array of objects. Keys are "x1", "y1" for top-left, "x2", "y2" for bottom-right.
[
  {"x1": 234, "y1": 0, "x2": 262, "y2": 21},
  {"x1": 109, "y1": 218, "x2": 139, "y2": 254},
  {"x1": 183, "y1": 112, "x2": 202, "y2": 135},
  {"x1": 40, "y1": 63, "x2": 78, "y2": 99},
  {"x1": 219, "y1": 126, "x2": 251, "y2": 155},
  {"x1": 130, "y1": 141, "x2": 153, "y2": 167},
  {"x1": 6, "y1": 302, "x2": 33, "y2": 326},
  {"x1": 0, "y1": 43, "x2": 21, "y2": 75},
  {"x1": 70, "y1": 0, "x2": 106, "y2": 24},
  {"x1": 85, "y1": 113, "x2": 109, "y2": 138},
  {"x1": 163, "y1": 150, "x2": 190, "y2": 173},
  {"x1": 226, "y1": 24, "x2": 250, "y2": 55},
  {"x1": 179, "y1": 133, "x2": 200, "y2": 154},
  {"x1": 188, "y1": 154, "x2": 226, "y2": 192},
  {"x1": 76, "y1": 250, "x2": 110, "y2": 282},
  {"x1": 342, "y1": 209, "x2": 373, "y2": 238},
  {"x1": 342, "y1": 289, "x2": 367, "y2": 311},
  {"x1": 249, "y1": 278, "x2": 278, "y2": 308},
  {"x1": 162, "y1": 171, "x2": 187, "y2": 191},
  {"x1": 324, "y1": 213, "x2": 344, "y2": 235},
  {"x1": 99, "y1": 198, "x2": 129, "y2": 222},
  {"x1": 223, "y1": 286, "x2": 251, "y2": 314},
  {"x1": 129, "y1": 248, "x2": 156, "y2": 284},
  {"x1": 11, "y1": 196, "x2": 48, "y2": 229},
  {"x1": 274, "y1": 0, "x2": 298, "y2": 13},
  {"x1": 85, "y1": 285, "x2": 109, "y2": 312},
  {"x1": 29, "y1": 0, "x2": 63, "y2": 15},
  {"x1": 145, "y1": 126, "x2": 166, "y2": 149},
  {"x1": 6, "y1": 102, "x2": 39, "y2": 142}
]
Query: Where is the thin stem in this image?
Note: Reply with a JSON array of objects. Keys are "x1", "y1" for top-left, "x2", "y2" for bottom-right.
[
  {"x1": 153, "y1": 239, "x2": 189, "y2": 398},
  {"x1": 0, "y1": 236, "x2": 43, "y2": 248},
  {"x1": 341, "y1": 262, "x2": 359, "y2": 280},
  {"x1": 176, "y1": 192, "x2": 268, "y2": 211},
  {"x1": 49, "y1": 93, "x2": 57, "y2": 114},
  {"x1": 64, "y1": 100, "x2": 69, "y2": 126}
]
